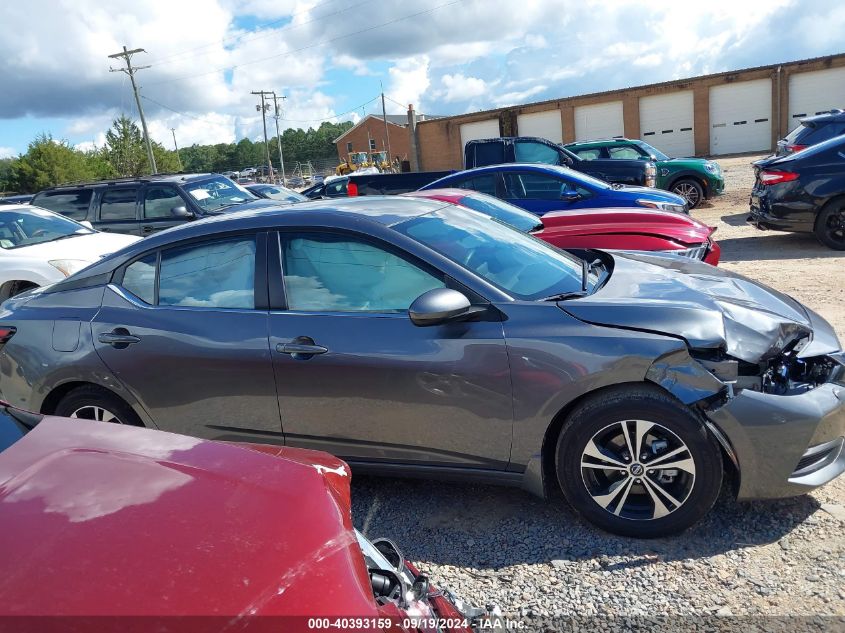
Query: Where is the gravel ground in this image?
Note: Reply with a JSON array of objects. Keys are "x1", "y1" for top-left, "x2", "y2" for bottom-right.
[{"x1": 351, "y1": 155, "x2": 845, "y2": 623}]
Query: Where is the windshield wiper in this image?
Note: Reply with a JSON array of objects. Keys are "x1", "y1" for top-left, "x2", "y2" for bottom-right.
[{"x1": 540, "y1": 291, "x2": 589, "y2": 302}]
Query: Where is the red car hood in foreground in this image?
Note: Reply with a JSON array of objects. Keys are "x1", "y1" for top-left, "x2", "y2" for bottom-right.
[
  {"x1": 536, "y1": 208, "x2": 718, "y2": 261},
  {"x1": 0, "y1": 417, "x2": 374, "y2": 618}
]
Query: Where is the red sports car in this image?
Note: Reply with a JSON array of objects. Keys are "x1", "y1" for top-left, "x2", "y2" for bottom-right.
[
  {"x1": 405, "y1": 189, "x2": 720, "y2": 265},
  {"x1": 0, "y1": 401, "x2": 491, "y2": 632}
]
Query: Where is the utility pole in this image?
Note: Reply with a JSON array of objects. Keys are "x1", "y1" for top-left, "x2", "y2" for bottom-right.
[
  {"x1": 381, "y1": 90, "x2": 392, "y2": 169},
  {"x1": 271, "y1": 92, "x2": 287, "y2": 186},
  {"x1": 170, "y1": 128, "x2": 182, "y2": 171},
  {"x1": 251, "y1": 91, "x2": 274, "y2": 182},
  {"x1": 109, "y1": 46, "x2": 157, "y2": 174}
]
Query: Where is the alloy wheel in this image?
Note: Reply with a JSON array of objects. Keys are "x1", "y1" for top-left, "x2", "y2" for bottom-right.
[
  {"x1": 580, "y1": 419, "x2": 696, "y2": 521},
  {"x1": 69, "y1": 405, "x2": 123, "y2": 424},
  {"x1": 672, "y1": 182, "x2": 701, "y2": 207}
]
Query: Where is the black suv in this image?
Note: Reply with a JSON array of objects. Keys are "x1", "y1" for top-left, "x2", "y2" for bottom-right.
[
  {"x1": 30, "y1": 174, "x2": 276, "y2": 236},
  {"x1": 777, "y1": 109, "x2": 845, "y2": 156}
]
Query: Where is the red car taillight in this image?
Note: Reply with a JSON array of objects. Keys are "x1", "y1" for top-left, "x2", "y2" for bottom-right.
[
  {"x1": 0, "y1": 326, "x2": 16, "y2": 344},
  {"x1": 786, "y1": 144, "x2": 807, "y2": 153},
  {"x1": 346, "y1": 182, "x2": 358, "y2": 196},
  {"x1": 759, "y1": 170, "x2": 799, "y2": 185}
]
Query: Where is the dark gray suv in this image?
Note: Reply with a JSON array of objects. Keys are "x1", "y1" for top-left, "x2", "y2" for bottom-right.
[
  {"x1": 30, "y1": 174, "x2": 277, "y2": 236},
  {"x1": 1, "y1": 197, "x2": 843, "y2": 537}
]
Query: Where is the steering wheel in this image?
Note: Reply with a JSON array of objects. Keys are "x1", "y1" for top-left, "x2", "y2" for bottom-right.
[{"x1": 30, "y1": 229, "x2": 48, "y2": 237}]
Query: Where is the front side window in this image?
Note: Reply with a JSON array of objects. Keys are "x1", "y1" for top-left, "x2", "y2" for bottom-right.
[
  {"x1": 100, "y1": 188, "x2": 138, "y2": 221},
  {"x1": 144, "y1": 186, "x2": 185, "y2": 219},
  {"x1": 503, "y1": 172, "x2": 565, "y2": 200},
  {"x1": 608, "y1": 146, "x2": 642, "y2": 160},
  {"x1": 396, "y1": 207, "x2": 587, "y2": 300},
  {"x1": 575, "y1": 149, "x2": 601, "y2": 160},
  {"x1": 32, "y1": 189, "x2": 92, "y2": 220},
  {"x1": 159, "y1": 238, "x2": 256, "y2": 309},
  {"x1": 280, "y1": 233, "x2": 444, "y2": 312},
  {"x1": 514, "y1": 141, "x2": 562, "y2": 165}
]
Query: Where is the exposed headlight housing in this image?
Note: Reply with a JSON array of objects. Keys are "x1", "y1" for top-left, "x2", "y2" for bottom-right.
[
  {"x1": 636, "y1": 199, "x2": 687, "y2": 214},
  {"x1": 704, "y1": 162, "x2": 720, "y2": 174},
  {"x1": 48, "y1": 259, "x2": 91, "y2": 277},
  {"x1": 658, "y1": 245, "x2": 709, "y2": 260}
]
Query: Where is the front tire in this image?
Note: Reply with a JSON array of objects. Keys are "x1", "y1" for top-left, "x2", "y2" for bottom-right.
[
  {"x1": 814, "y1": 201, "x2": 845, "y2": 250},
  {"x1": 555, "y1": 385, "x2": 722, "y2": 538},
  {"x1": 55, "y1": 385, "x2": 144, "y2": 427},
  {"x1": 671, "y1": 179, "x2": 704, "y2": 209}
]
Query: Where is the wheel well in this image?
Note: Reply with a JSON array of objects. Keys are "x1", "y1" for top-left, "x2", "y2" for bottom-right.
[
  {"x1": 667, "y1": 175, "x2": 706, "y2": 193},
  {"x1": 0, "y1": 280, "x2": 39, "y2": 303},
  {"x1": 815, "y1": 194, "x2": 845, "y2": 229},
  {"x1": 539, "y1": 381, "x2": 737, "y2": 495},
  {"x1": 40, "y1": 381, "x2": 96, "y2": 415}
]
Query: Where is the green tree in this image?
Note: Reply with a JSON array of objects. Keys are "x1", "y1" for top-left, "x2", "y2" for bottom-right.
[
  {"x1": 8, "y1": 134, "x2": 99, "y2": 193},
  {"x1": 103, "y1": 115, "x2": 181, "y2": 176}
]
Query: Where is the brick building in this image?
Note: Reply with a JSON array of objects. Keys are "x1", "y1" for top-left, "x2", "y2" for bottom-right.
[
  {"x1": 334, "y1": 113, "x2": 439, "y2": 164},
  {"x1": 413, "y1": 53, "x2": 845, "y2": 171}
]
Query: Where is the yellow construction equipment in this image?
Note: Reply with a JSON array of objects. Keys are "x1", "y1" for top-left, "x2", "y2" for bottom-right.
[{"x1": 335, "y1": 151, "x2": 370, "y2": 175}]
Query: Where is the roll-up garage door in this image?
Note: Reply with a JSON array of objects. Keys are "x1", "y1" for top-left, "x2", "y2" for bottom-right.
[
  {"x1": 459, "y1": 119, "x2": 501, "y2": 150},
  {"x1": 709, "y1": 79, "x2": 772, "y2": 155},
  {"x1": 517, "y1": 110, "x2": 563, "y2": 143},
  {"x1": 574, "y1": 101, "x2": 623, "y2": 141},
  {"x1": 639, "y1": 91, "x2": 695, "y2": 157},
  {"x1": 788, "y1": 67, "x2": 845, "y2": 123}
]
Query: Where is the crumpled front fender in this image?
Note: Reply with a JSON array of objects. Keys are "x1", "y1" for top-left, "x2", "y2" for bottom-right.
[{"x1": 645, "y1": 348, "x2": 726, "y2": 405}]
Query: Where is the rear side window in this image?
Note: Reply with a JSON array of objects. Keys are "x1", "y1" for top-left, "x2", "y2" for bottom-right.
[
  {"x1": 159, "y1": 237, "x2": 255, "y2": 309},
  {"x1": 456, "y1": 175, "x2": 497, "y2": 196},
  {"x1": 100, "y1": 188, "x2": 138, "y2": 221},
  {"x1": 608, "y1": 146, "x2": 641, "y2": 160},
  {"x1": 122, "y1": 254, "x2": 157, "y2": 304},
  {"x1": 31, "y1": 189, "x2": 92, "y2": 220},
  {"x1": 514, "y1": 141, "x2": 562, "y2": 165},
  {"x1": 574, "y1": 149, "x2": 601, "y2": 160}
]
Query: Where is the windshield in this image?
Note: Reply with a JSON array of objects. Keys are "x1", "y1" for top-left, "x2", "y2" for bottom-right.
[
  {"x1": 254, "y1": 186, "x2": 308, "y2": 203},
  {"x1": 0, "y1": 206, "x2": 94, "y2": 250},
  {"x1": 395, "y1": 206, "x2": 589, "y2": 300},
  {"x1": 183, "y1": 176, "x2": 258, "y2": 212},
  {"x1": 457, "y1": 192, "x2": 543, "y2": 233},
  {"x1": 635, "y1": 141, "x2": 669, "y2": 161}
]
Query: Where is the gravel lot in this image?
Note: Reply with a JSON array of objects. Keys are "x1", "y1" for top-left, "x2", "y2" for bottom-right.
[{"x1": 351, "y1": 155, "x2": 845, "y2": 622}]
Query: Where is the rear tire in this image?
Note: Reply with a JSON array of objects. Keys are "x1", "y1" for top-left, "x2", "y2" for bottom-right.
[
  {"x1": 54, "y1": 385, "x2": 144, "y2": 427},
  {"x1": 671, "y1": 179, "x2": 704, "y2": 209},
  {"x1": 814, "y1": 201, "x2": 845, "y2": 250},
  {"x1": 555, "y1": 385, "x2": 722, "y2": 538}
]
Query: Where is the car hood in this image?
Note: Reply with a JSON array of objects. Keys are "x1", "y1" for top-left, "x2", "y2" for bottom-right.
[
  {"x1": 0, "y1": 419, "x2": 375, "y2": 617},
  {"x1": 560, "y1": 251, "x2": 841, "y2": 363},
  {"x1": 538, "y1": 208, "x2": 713, "y2": 244},
  {"x1": 660, "y1": 157, "x2": 711, "y2": 168},
  {"x1": 3, "y1": 232, "x2": 139, "y2": 261}
]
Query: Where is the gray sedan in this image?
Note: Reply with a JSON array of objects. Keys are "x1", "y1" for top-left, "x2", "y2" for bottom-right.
[{"x1": 1, "y1": 197, "x2": 843, "y2": 537}]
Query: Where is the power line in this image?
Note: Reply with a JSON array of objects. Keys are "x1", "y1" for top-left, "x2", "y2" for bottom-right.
[
  {"x1": 146, "y1": 0, "x2": 463, "y2": 86},
  {"x1": 152, "y1": 0, "x2": 350, "y2": 66}
]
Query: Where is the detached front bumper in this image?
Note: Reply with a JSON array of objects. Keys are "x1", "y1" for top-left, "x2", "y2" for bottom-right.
[{"x1": 706, "y1": 377, "x2": 845, "y2": 500}]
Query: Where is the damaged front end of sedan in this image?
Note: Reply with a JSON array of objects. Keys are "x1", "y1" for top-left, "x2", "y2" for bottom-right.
[{"x1": 564, "y1": 252, "x2": 845, "y2": 501}]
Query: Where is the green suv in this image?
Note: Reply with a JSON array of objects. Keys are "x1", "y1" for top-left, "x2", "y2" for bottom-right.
[{"x1": 563, "y1": 138, "x2": 724, "y2": 208}]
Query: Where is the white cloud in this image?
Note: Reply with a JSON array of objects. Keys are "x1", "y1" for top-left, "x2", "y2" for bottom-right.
[
  {"x1": 440, "y1": 74, "x2": 488, "y2": 103},
  {"x1": 0, "y1": 146, "x2": 17, "y2": 159},
  {"x1": 386, "y1": 56, "x2": 430, "y2": 114}
]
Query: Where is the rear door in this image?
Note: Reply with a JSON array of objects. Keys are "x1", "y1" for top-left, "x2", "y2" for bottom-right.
[
  {"x1": 96, "y1": 186, "x2": 142, "y2": 235},
  {"x1": 91, "y1": 232, "x2": 282, "y2": 441},
  {"x1": 140, "y1": 184, "x2": 192, "y2": 235}
]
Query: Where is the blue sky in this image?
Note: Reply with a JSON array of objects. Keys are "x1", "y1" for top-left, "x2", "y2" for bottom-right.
[{"x1": 1, "y1": 0, "x2": 844, "y2": 158}]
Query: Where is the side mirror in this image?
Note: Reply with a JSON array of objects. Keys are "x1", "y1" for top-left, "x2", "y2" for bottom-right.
[
  {"x1": 409, "y1": 288, "x2": 472, "y2": 327},
  {"x1": 170, "y1": 205, "x2": 195, "y2": 219},
  {"x1": 371, "y1": 538, "x2": 404, "y2": 571},
  {"x1": 560, "y1": 190, "x2": 581, "y2": 202}
]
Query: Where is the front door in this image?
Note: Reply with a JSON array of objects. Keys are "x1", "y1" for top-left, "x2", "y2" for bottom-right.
[
  {"x1": 501, "y1": 171, "x2": 593, "y2": 216},
  {"x1": 268, "y1": 230, "x2": 513, "y2": 469},
  {"x1": 140, "y1": 185, "x2": 192, "y2": 235},
  {"x1": 91, "y1": 233, "x2": 282, "y2": 441}
]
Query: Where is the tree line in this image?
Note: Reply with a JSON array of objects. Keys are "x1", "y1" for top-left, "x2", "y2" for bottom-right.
[{"x1": 1, "y1": 117, "x2": 353, "y2": 194}]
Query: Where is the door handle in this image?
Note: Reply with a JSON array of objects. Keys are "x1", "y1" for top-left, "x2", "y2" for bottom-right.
[
  {"x1": 275, "y1": 336, "x2": 328, "y2": 359},
  {"x1": 98, "y1": 330, "x2": 141, "y2": 347},
  {"x1": 142, "y1": 225, "x2": 155, "y2": 234}
]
